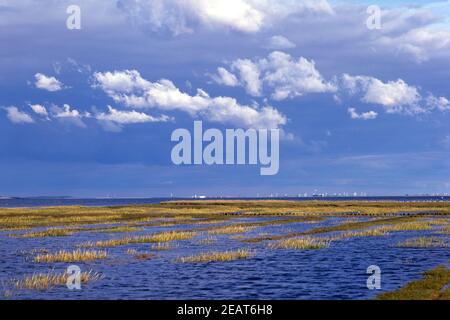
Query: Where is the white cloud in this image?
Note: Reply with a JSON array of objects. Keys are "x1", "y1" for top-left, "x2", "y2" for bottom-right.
[
  {"x1": 53, "y1": 104, "x2": 89, "y2": 118},
  {"x1": 347, "y1": 108, "x2": 378, "y2": 120},
  {"x1": 426, "y1": 95, "x2": 450, "y2": 111},
  {"x1": 93, "y1": 70, "x2": 286, "y2": 129},
  {"x1": 220, "y1": 51, "x2": 336, "y2": 100},
  {"x1": 34, "y1": 73, "x2": 63, "y2": 92},
  {"x1": 117, "y1": 0, "x2": 333, "y2": 35},
  {"x1": 3, "y1": 106, "x2": 34, "y2": 124},
  {"x1": 266, "y1": 35, "x2": 296, "y2": 50},
  {"x1": 261, "y1": 51, "x2": 337, "y2": 100},
  {"x1": 363, "y1": 79, "x2": 420, "y2": 110},
  {"x1": 341, "y1": 74, "x2": 422, "y2": 114},
  {"x1": 377, "y1": 26, "x2": 450, "y2": 63},
  {"x1": 29, "y1": 104, "x2": 48, "y2": 117},
  {"x1": 231, "y1": 59, "x2": 263, "y2": 96},
  {"x1": 96, "y1": 106, "x2": 171, "y2": 124},
  {"x1": 211, "y1": 67, "x2": 239, "y2": 87},
  {"x1": 50, "y1": 104, "x2": 90, "y2": 128}
]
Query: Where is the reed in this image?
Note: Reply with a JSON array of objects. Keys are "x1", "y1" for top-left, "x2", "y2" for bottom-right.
[
  {"x1": 2, "y1": 201, "x2": 449, "y2": 231},
  {"x1": 243, "y1": 216, "x2": 426, "y2": 243},
  {"x1": 208, "y1": 225, "x2": 255, "y2": 235},
  {"x1": 423, "y1": 218, "x2": 450, "y2": 225},
  {"x1": 376, "y1": 222, "x2": 433, "y2": 232},
  {"x1": 12, "y1": 228, "x2": 74, "y2": 238},
  {"x1": 438, "y1": 226, "x2": 450, "y2": 234},
  {"x1": 178, "y1": 249, "x2": 254, "y2": 263},
  {"x1": 378, "y1": 266, "x2": 450, "y2": 300},
  {"x1": 80, "y1": 231, "x2": 197, "y2": 248},
  {"x1": 339, "y1": 229, "x2": 388, "y2": 238},
  {"x1": 151, "y1": 243, "x2": 173, "y2": 250},
  {"x1": 197, "y1": 236, "x2": 217, "y2": 245},
  {"x1": 15, "y1": 270, "x2": 102, "y2": 290},
  {"x1": 396, "y1": 237, "x2": 449, "y2": 248},
  {"x1": 99, "y1": 226, "x2": 144, "y2": 233},
  {"x1": 34, "y1": 250, "x2": 107, "y2": 263},
  {"x1": 269, "y1": 237, "x2": 330, "y2": 250}
]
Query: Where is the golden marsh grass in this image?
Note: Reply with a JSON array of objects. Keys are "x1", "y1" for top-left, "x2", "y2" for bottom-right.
[
  {"x1": 34, "y1": 250, "x2": 108, "y2": 263},
  {"x1": 15, "y1": 270, "x2": 102, "y2": 290},
  {"x1": 197, "y1": 236, "x2": 217, "y2": 245},
  {"x1": 2, "y1": 201, "x2": 449, "y2": 232},
  {"x1": 178, "y1": 249, "x2": 254, "y2": 263},
  {"x1": 177, "y1": 249, "x2": 255, "y2": 263},
  {"x1": 339, "y1": 229, "x2": 388, "y2": 238},
  {"x1": 376, "y1": 221, "x2": 433, "y2": 232},
  {"x1": 378, "y1": 266, "x2": 450, "y2": 300},
  {"x1": 98, "y1": 226, "x2": 144, "y2": 233},
  {"x1": 151, "y1": 242, "x2": 174, "y2": 251},
  {"x1": 12, "y1": 228, "x2": 74, "y2": 238},
  {"x1": 396, "y1": 237, "x2": 449, "y2": 248},
  {"x1": 437, "y1": 226, "x2": 450, "y2": 234},
  {"x1": 208, "y1": 225, "x2": 255, "y2": 235},
  {"x1": 243, "y1": 215, "x2": 431, "y2": 243},
  {"x1": 268, "y1": 237, "x2": 330, "y2": 250},
  {"x1": 80, "y1": 231, "x2": 197, "y2": 248}
]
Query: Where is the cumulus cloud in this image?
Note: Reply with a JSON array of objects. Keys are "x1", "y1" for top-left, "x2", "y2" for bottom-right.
[
  {"x1": 96, "y1": 106, "x2": 171, "y2": 124},
  {"x1": 261, "y1": 51, "x2": 337, "y2": 100},
  {"x1": 93, "y1": 69, "x2": 286, "y2": 129},
  {"x1": 347, "y1": 108, "x2": 378, "y2": 120},
  {"x1": 265, "y1": 35, "x2": 296, "y2": 50},
  {"x1": 3, "y1": 106, "x2": 34, "y2": 124},
  {"x1": 216, "y1": 51, "x2": 336, "y2": 100},
  {"x1": 34, "y1": 73, "x2": 63, "y2": 92},
  {"x1": 29, "y1": 104, "x2": 49, "y2": 117},
  {"x1": 426, "y1": 95, "x2": 450, "y2": 111},
  {"x1": 341, "y1": 74, "x2": 423, "y2": 114},
  {"x1": 211, "y1": 67, "x2": 239, "y2": 87},
  {"x1": 231, "y1": 59, "x2": 263, "y2": 96},
  {"x1": 53, "y1": 104, "x2": 89, "y2": 119},
  {"x1": 116, "y1": 0, "x2": 333, "y2": 35},
  {"x1": 50, "y1": 104, "x2": 90, "y2": 128},
  {"x1": 373, "y1": 6, "x2": 450, "y2": 63}
]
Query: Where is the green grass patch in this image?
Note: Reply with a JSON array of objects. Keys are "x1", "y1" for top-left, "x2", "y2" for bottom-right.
[{"x1": 377, "y1": 266, "x2": 450, "y2": 300}]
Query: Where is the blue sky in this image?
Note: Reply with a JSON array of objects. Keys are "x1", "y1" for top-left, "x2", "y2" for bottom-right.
[{"x1": 2, "y1": 0, "x2": 450, "y2": 197}]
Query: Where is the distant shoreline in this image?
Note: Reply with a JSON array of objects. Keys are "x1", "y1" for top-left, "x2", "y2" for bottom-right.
[{"x1": 2, "y1": 196, "x2": 450, "y2": 209}]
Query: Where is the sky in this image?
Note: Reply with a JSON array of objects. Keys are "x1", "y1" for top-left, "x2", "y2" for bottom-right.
[{"x1": 2, "y1": 0, "x2": 450, "y2": 198}]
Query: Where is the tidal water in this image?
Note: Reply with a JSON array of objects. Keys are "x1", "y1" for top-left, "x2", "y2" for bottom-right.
[{"x1": 1, "y1": 216, "x2": 448, "y2": 300}]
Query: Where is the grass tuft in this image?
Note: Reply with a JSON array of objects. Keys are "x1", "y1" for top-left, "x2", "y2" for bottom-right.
[
  {"x1": 378, "y1": 266, "x2": 450, "y2": 300},
  {"x1": 151, "y1": 243, "x2": 173, "y2": 251},
  {"x1": 12, "y1": 228, "x2": 74, "y2": 238},
  {"x1": 396, "y1": 237, "x2": 449, "y2": 248},
  {"x1": 197, "y1": 236, "x2": 218, "y2": 245},
  {"x1": 80, "y1": 231, "x2": 197, "y2": 248},
  {"x1": 99, "y1": 226, "x2": 144, "y2": 233},
  {"x1": 339, "y1": 229, "x2": 388, "y2": 238},
  {"x1": 376, "y1": 222, "x2": 433, "y2": 232},
  {"x1": 34, "y1": 250, "x2": 107, "y2": 263},
  {"x1": 208, "y1": 225, "x2": 255, "y2": 235},
  {"x1": 14, "y1": 270, "x2": 102, "y2": 290},
  {"x1": 269, "y1": 237, "x2": 330, "y2": 250},
  {"x1": 178, "y1": 249, "x2": 254, "y2": 263}
]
